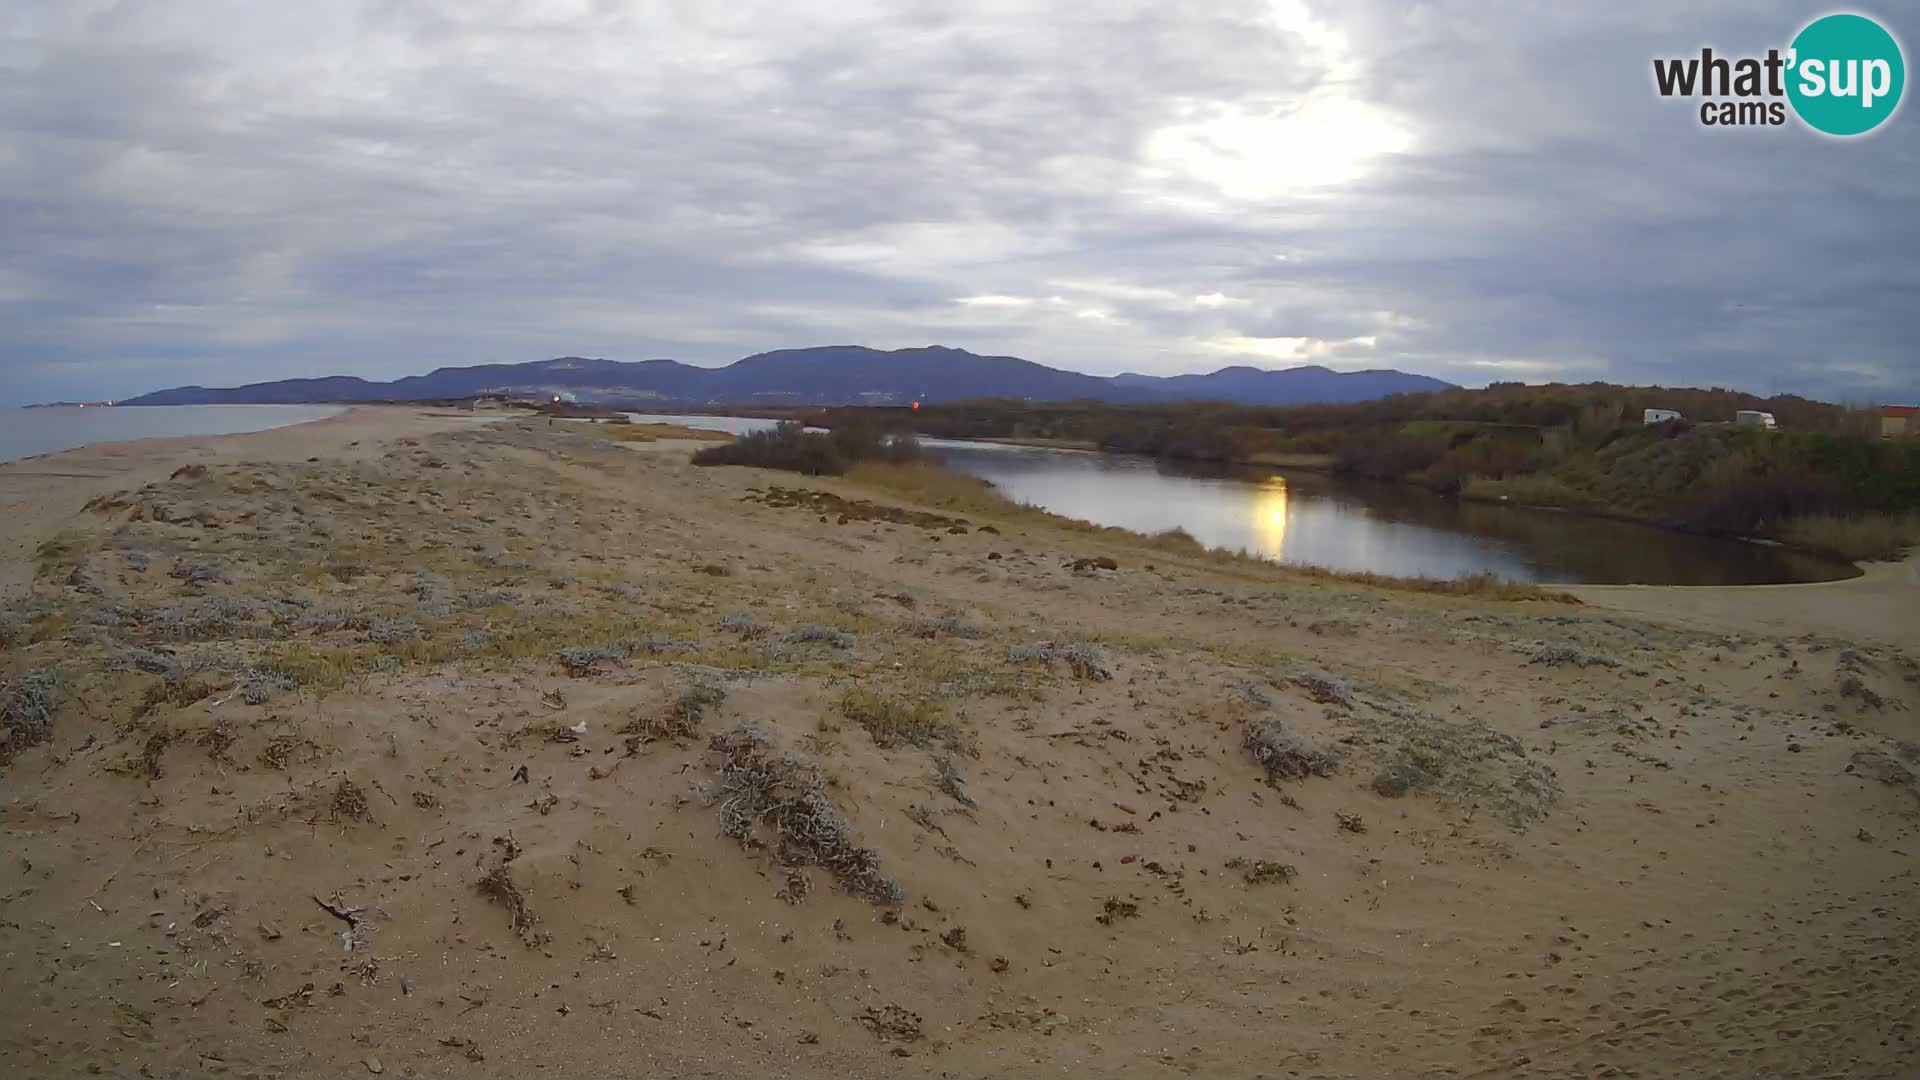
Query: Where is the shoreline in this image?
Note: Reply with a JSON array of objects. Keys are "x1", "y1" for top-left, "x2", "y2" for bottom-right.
[
  {"x1": 921, "y1": 436, "x2": 1868, "y2": 587},
  {"x1": 1568, "y1": 549, "x2": 1919, "y2": 649},
  {"x1": 935, "y1": 434, "x2": 1881, "y2": 574},
  {"x1": 0, "y1": 402, "x2": 353, "y2": 467}
]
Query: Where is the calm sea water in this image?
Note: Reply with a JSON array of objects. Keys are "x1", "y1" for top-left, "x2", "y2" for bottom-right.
[{"x1": 0, "y1": 404, "x2": 347, "y2": 463}]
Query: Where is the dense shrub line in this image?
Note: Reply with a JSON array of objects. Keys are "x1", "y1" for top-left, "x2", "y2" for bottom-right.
[{"x1": 692, "y1": 422, "x2": 926, "y2": 476}]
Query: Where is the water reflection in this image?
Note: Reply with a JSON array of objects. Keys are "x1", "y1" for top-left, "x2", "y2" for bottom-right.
[
  {"x1": 923, "y1": 439, "x2": 1855, "y2": 586},
  {"x1": 1253, "y1": 479, "x2": 1288, "y2": 559}
]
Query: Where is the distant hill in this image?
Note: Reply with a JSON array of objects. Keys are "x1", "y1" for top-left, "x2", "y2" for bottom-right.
[
  {"x1": 120, "y1": 347, "x2": 1455, "y2": 408},
  {"x1": 1117, "y1": 364, "x2": 1456, "y2": 405}
]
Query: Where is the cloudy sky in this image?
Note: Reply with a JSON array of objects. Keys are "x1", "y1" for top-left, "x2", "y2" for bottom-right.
[{"x1": 3, "y1": 0, "x2": 1915, "y2": 406}]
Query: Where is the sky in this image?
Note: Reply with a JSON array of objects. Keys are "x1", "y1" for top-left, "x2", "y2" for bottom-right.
[{"x1": 2, "y1": 0, "x2": 1916, "y2": 407}]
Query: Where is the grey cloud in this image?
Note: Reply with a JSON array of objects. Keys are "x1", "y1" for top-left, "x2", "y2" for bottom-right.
[{"x1": 0, "y1": 0, "x2": 1914, "y2": 406}]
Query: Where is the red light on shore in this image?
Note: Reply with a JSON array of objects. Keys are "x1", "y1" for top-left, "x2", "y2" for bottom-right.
[{"x1": 911, "y1": 400, "x2": 920, "y2": 410}]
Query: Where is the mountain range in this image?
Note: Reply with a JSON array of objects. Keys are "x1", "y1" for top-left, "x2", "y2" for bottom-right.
[{"x1": 120, "y1": 346, "x2": 1455, "y2": 408}]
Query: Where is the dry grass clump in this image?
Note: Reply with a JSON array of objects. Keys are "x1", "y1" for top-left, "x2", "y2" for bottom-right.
[
  {"x1": 137, "y1": 596, "x2": 266, "y2": 642},
  {"x1": 782, "y1": 623, "x2": 854, "y2": 648},
  {"x1": 295, "y1": 606, "x2": 372, "y2": 633},
  {"x1": 34, "y1": 532, "x2": 95, "y2": 578},
  {"x1": 1243, "y1": 717, "x2": 1340, "y2": 783},
  {"x1": 194, "y1": 719, "x2": 236, "y2": 762},
  {"x1": 933, "y1": 754, "x2": 977, "y2": 809},
  {"x1": 479, "y1": 861, "x2": 546, "y2": 946},
  {"x1": 135, "y1": 728, "x2": 174, "y2": 779},
  {"x1": 1007, "y1": 640, "x2": 1112, "y2": 681},
  {"x1": 857, "y1": 1003, "x2": 923, "y2": 1042},
  {"x1": 629, "y1": 637, "x2": 700, "y2": 656},
  {"x1": 1527, "y1": 642, "x2": 1619, "y2": 668},
  {"x1": 1781, "y1": 512, "x2": 1920, "y2": 563},
  {"x1": 622, "y1": 683, "x2": 725, "y2": 746},
  {"x1": 250, "y1": 644, "x2": 368, "y2": 692},
  {"x1": 718, "y1": 610, "x2": 768, "y2": 639},
  {"x1": 259, "y1": 733, "x2": 308, "y2": 771},
  {"x1": 138, "y1": 676, "x2": 216, "y2": 716},
  {"x1": 363, "y1": 617, "x2": 421, "y2": 644},
  {"x1": 1226, "y1": 856, "x2": 1297, "y2": 885},
  {"x1": 329, "y1": 777, "x2": 372, "y2": 823},
  {"x1": 672, "y1": 683, "x2": 726, "y2": 726},
  {"x1": 838, "y1": 687, "x2": 955, "y2": 749},
  {"x1": 905, "y1": 613, "x2": 985, "y2": 640},
  {"x1": 1293, "y1": 566, "x2": 1581, "y2": 604},
  {"x1": 1838, "y1": 674, "x2": 1885, "y2": 709},
  {"x1": 1, "y1": 669, "x2": 58, "y2": 765},
  {"x1": 1293, "y1": 670, "x2": 1354, "y2": 706},
  {"x1": 0, "y1": 611, "x2": 30, "y2": 652},
  {"x1": 240, "y1": 667, "x2": 299, "y2": 705},
  {"x1": 706, "y1": 723, "x2": 903, "y2": 905},
  {"x1": 555, "y1": 643, "x2": 628, "y2": 676},
  {"x1": 1095, "y1": 897, "x2": 1140, "y2": 925},
  {"x1": 1366, "y1": 712, "x2": 1561, "y2": 827},
  {"x1": 169, "y1": 558, "x2": 230, "y2": 584}
]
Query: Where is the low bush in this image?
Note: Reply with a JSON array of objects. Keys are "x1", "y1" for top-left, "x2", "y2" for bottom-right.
[
  {"x1": 838, "y1": 687, "x2": 954, "y2": 748},
  {"x1": 706, "y1": 723, "x2": 902, "y2": 904},
  {"x1": 692, "y1": 422, "x2": 925, "y2": 476},
  {"x1": 1780, "y1": 512, "x2": 1920, "y2": 562},
  {"x1": 1243, "y1": 717, "x2": 1340, "y2": 783},
  {"x1": 1, "y1": 670, "x2": 58, "y2": 765}
]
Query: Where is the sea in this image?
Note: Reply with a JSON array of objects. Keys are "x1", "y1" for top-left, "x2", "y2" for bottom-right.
[{"x1": 0, "y1": 404, "x2": 348, "y2": 464}]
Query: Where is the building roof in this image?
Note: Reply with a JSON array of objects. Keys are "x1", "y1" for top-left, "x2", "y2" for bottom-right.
[{"x1": 1882, "y1": 405, "x2": 1919, "y2": 417}]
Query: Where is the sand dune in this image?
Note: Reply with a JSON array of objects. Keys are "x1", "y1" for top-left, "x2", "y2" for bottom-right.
[{"x1": 2, "y1": 414, "x2": 1914, "y2": 1078}]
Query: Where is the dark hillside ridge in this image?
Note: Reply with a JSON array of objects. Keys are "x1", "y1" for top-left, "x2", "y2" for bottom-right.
[{"x1": 121, "y1": 346, "x2": 1455, "y2": 407}]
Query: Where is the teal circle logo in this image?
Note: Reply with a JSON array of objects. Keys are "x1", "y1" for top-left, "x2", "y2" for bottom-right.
[{"x1": 1787, "y1": 13, "x2": 1905, "y2": 135}]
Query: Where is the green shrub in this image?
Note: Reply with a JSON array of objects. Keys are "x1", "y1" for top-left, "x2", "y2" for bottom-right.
[{"x1": 692, "y1": 422, "x2": 924, "y2": 476}]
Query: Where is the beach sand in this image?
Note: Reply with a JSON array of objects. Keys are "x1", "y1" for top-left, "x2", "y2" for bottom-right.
[
  {"x1": 1, "y1": 412, "x2": 1913, "y2": 1078},
  {"x1": 1571, "y1": 554, "x2": 1920, "y2": 651}
]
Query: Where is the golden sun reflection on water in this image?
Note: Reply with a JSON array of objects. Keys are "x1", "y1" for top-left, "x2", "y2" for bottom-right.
[{"x1": 1252, "y1": 476, "x2": 1288, "y2": 558}]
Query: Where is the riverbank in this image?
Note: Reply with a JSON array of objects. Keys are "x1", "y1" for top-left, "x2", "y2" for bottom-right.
[
  {"x1": 813, "y1": 396, "x2": 1920, "y2": 563},
  {"x1": 1570, "y1": 550, "x2": 1920, "y2": 650},
  {"x1": 924, "y1": 431, "x2": 1884, "y2": 576},
  {"x1": 2, "y1": 418, "x2": 1914, "y2": 1078}
]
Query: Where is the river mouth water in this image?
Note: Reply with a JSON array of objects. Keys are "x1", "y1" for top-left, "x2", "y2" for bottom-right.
[
  {"x1": 624, "y1": 416, "x2": 1859, "y2": 586},
  {"x1": 922, "y1": 440, "x2": 1859, "y2": 586}
]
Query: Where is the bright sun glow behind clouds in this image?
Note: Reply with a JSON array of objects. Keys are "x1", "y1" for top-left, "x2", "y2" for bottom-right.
[
  {"x1": 1145, "y1": 95, "x2": 1414, "y2": 198},
  {"x1": 1142, "y1": 0, "x2": 1412, "y2": 201},
  {"x1": 1197, "y1": 334, "x2": 1380, "y2": 363}
]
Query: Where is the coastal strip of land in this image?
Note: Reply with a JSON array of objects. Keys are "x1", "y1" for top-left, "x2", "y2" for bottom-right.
[{"x1": 1, "y1": 415, "x2": 1913, "y2": 1079}]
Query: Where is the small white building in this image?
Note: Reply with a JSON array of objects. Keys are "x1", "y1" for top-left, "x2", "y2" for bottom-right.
[
  {"x1": 1643, "y1": 408, "x2": 1682, "y2": 425},
  {"x1": 1734, "y1": 410, "x2": 1777, "y2": 431}
]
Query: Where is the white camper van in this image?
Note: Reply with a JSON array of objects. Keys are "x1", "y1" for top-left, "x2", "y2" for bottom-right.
[
  {"x1": 1734, "y1": 410, "x2": 1777, "y2": 431},
  {"x1": 1643, "y1": 408, "x2": 1682, "y2": 425}
]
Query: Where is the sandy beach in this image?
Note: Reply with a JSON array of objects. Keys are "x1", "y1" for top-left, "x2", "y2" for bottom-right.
[
  {"x1": 1571, "y1": 554, "x2": 1920, "y2": 651},
  {"x1": 2, "y1": 412, "x2": 1914, "y2": 1078}
]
